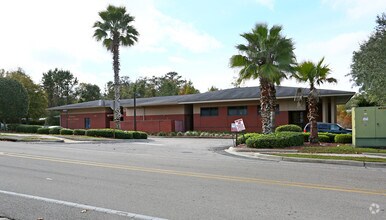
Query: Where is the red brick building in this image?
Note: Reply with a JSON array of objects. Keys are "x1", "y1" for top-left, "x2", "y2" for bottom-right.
[{"x1": 49, "y1": 86, "x2": 355, "y2": 133}]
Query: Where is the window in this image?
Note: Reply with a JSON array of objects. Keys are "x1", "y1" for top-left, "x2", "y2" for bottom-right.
[
  {"x1": 318, "y1": 124, "x2": 329, "y2": 130},
  {"x1": 228, "y1": 106, "x2": 248, "y2": 116},
  {"x1": 257, "y1": 105, "x2": 280, "y2": 115},
  {"x1": 200, "y1": 107, "x2": 218, "y2": 116},
  {"x1": 330, "y1": 124, "x2": 340, "y2": 131},
  {"x1": 84, "y1": 118, "x2": 91, "y2": 129}
]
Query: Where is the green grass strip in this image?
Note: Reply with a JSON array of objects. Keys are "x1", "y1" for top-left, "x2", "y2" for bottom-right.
[
  {"x1": 301, "y1": 146, "x2": 386, "y2": 154},
  {"x1": 274, "y1": 154, "x2": 386, "y2": 163}
]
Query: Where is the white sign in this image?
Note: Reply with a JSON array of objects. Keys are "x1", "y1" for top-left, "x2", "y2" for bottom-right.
[
  {"x1": 234, "y1": 119, "x2": 245, "y2": 132},
  {"x1": 231, "y1": 123, "x2": 237, "y2": 132}
]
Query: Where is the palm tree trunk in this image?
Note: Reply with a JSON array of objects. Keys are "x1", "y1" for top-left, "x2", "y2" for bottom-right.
[
  {"x1": 308, "y1": 85, "x2": 318, "y2": 143},
  {"x1": 260, "y1": 77, "x2": 270, "y2": 134},
  {"x1": 268, "y1": 83, "x2": 276, "y2": 133},
  {"x1": 112, "y1": 34, "x2": 121, "y2": 129}
]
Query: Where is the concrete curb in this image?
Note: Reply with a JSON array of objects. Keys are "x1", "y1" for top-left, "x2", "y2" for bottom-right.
[
  {"x1": 0, "y1": 136, "x2": 64, "y2": 143},
  {"x1": 226, "y1": 147, "x2": 386, "y2": 168}
]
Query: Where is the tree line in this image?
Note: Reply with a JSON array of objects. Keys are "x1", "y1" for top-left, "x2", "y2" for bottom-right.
[{"x1": 0, "y1": 68, "x2": 201, "y2": 125}]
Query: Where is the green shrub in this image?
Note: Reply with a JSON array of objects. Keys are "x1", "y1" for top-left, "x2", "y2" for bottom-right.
[
  {"x1": 73, "y1": 129, "x2": 86, "y2": 135},
  {"x1": 15, "y1": 125, "x2": 42, "y2": 133},
  {"x1": 319, "y1": 132, "x2": 336, "y2": 143},
  {"x1": 237, "y1": 133, "x2": 261, "y2": 145},
  {"x1": 85, "y1": 129, "x2": 147, "y2": 139},
  {"x1": 303, "y1": 132, "x2": 336, "y2": 143},
  {"x1": 303, "y1": 132, "x2": 310, "y2": 142},
  {"x1": 37, "y1": 127, "x2": 50, "y2": 134},
  {"x1": 177, "y1": 131, "x2": 184, "y2": 136},
  {"x1": 85, "y1": 129, "x2": 114, "y2": 138},
  {"x1": 7, "y1": 124, "x2": 20, "y2": 131},
  {"x1": 114, "y1": 130, "x2": 133, "y2": 139},
  {"x1": 318, "y1": 134, "x2": 330, "y2": 143},
  {"x1": 157, "y1": 131, "x2": 167, "y2": 136},
  {"x1": 275, "y1": 124, "x2": 302, "y2": 133},
  {"x1": 169, "y1": 132, "x2": 177, "y2": 136},
  {"x1": 335, "y1": 134, "x2": 352, "y2": 143},
  {"x1": 60, "y1": 129, "x2": 74, "y2": 135},
  {"x1": 246, "y1": 132, "x2": 304, "y2": 148},
  {"x1": 49, "y1": 127, "x2": 62, "y2": 134},
  {"x1": 184, "y1": 131, "x2": 200, "y2": 136},
  {"x1": 130, "y1": 131, "x2": 148, "y2": 139}
]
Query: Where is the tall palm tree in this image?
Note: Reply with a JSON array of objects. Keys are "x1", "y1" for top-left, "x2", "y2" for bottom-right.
[
  {"x1": 93, "y1": 5, "x2": 139, "y2": 129},
  {"x1": 230, "y1": 23, "x2": 296, "y2": 134},
  {"x1": 292, "y1": 58, "x2": 337, "y2": 143}
]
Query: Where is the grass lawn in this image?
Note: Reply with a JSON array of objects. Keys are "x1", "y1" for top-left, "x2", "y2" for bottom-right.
[
  {"x1": 274, "y1": 153, "x2": 386, "y2": 163},
  {"x1": 300, "y1": 146, "x2": 386, "y2": 154}
]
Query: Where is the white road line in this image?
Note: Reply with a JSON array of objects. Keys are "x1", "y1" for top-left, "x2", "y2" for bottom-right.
[{"x1": 0, "y1": 190, "x2": 167, "y2": 220}]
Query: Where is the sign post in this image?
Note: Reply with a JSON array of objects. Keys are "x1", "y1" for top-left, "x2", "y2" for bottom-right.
[{"x1": 231, "y1": 119, "x2": 246, "y2": 147}]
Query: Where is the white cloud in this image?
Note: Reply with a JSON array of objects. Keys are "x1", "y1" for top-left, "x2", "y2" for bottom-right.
[
  {"x1": 0, "y1": 0, "x2": 221, "y2": 89},
  {"x1": 294, "y1": 31, "x2": 368, "y2": 91},
  {"x1": 255, "y1": 0, "x2": 275, "y2": 10},
  {"x1": 136, "y1": 66, "x2": 176, "y2": 78},
  {"x1": 322, "y1": 0, "x2": 386, "y2": 19},
  {"x1": 132, "y1": 4, "x2": 222, "y2": 53},
  {"x1": 168, "y1": 56, "x2": 187, "y2": 63}
]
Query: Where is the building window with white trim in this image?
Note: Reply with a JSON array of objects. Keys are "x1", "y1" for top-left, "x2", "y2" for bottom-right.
[
  {"x1": 200, "y1": 107, "x2": 218, "y2": 116},
  {"x1": 228, "y1": 106, "x2": 248, "y2": 116}
]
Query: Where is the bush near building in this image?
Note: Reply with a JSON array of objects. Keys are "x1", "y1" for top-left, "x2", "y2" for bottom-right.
[
  {"x1": 246, "y1": 132, "x2": 304, "y2": 148},
  {"x1": 275, "y1": 124, "x2": 302, "y2": 133},
  {"x1": 335, "y1": 134, "x2": 352, "y2": 143},
  {"x1": 237, "y1": 133, "x2": 262, "y2": 145},
  {"x1": 60, "y1": 129, "x2": 74, "y2": 135},
  {"x1": 15, "y1": 125, "x2": 42, "y2": 133},
  {"x1": 49, "y1": 127, "x2": 62, "y2": 134},
  {"x1": 73, "y1": 129, "x2": 86, "y2": 135},
  {"x1": 85, "y1": 129, "x2": 147, "y2": 139},
  {"x1": 37, "y1": 128, "x2": 50, "y2": 134},
  {"x1": 318, "y1": 135, "x2": 330, "y2": 143}
]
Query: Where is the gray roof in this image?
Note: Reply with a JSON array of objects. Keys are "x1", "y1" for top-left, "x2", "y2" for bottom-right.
[{"x1": 48, "y1": 86, "x2": 355, "y2": 111}]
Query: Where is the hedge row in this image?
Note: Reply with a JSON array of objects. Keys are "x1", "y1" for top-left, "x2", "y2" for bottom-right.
[
  {"x1": 37, "y1": 128, "x2": 50, "y2": 134},
  {"x1": 85, "y1": 129, "x2": 147, "y2": 139},
  {"x1": 155, "y1": 131, "x2": 232, "y2": 137},
  {"x1": 73, "y1": 129, "x2": 86, "y2": 135},
  {"x1": 246, "y1": 132, "x2": 304, "y2": 148},
  {"x1": 335, "y1": 134, "x2": 352, "y2": 143},
  {"x1": 5, "y1": 124, "x2": 147, "y2": 140},
  {"x1": 15, "y1": 125, "x2": 42, "y2": 133},
  {"x1": 302, "y1": 132, "x2": 352, "y2": 143},
  {"x1": 60, "y1": 129, "x2": 73, "y2": 135}
]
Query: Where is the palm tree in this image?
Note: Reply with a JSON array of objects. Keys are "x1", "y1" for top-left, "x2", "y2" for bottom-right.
[
  {"x1": 292, "y1": 58, "x2": 337, "y2": 143},
  {"x1": 93, "y1": 5, "x2": 139, "y2": 129},
  {"x1": 230, "y1": 23, "x2": 296, "y2": 134}
]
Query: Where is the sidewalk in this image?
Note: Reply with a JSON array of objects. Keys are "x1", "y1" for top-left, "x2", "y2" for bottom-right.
[{"x1": 226, "y1": 147, "x2": 386, "y2": 168}]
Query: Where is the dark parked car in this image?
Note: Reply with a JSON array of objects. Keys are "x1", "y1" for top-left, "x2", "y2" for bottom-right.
[{"x1": 303, "y1": 122, "x2": 352, "y2": 134}]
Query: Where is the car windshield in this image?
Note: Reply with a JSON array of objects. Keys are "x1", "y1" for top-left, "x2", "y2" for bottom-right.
[{"x1": 330, "y1": 124, "x2": 341, "y2": 130}]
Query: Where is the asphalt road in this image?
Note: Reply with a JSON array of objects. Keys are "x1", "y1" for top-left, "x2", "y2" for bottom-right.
[{"x1": 0, "y1": 138, "x2": 385, "y2": 220}]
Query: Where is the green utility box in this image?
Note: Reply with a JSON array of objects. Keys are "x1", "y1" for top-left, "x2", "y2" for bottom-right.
[{"x1": 352, "y1": 106, "x2": 386, "y2": 147}]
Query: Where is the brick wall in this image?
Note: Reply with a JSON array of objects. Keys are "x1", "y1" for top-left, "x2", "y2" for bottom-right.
[
  {"x1": 60, "y1": 108, "x2": 112, "y2": 129},
  {"x1": 193, "y1": 106, "x2": 289, "y2": 132},
  {"x1": 112, "y1": 120, "x2": 175, "y2": 133}
]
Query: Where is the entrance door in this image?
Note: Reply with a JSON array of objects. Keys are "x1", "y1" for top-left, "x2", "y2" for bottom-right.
[
  {"x1": 84, "y1": 118, "x2": 91, "y2": 129},
  {"x1": 184, "y1": 104, "x2": 193, "y2": 131}
]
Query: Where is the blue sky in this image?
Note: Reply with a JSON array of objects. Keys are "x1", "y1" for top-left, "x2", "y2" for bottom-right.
[{"x1": 0, "y1": 0, "x2": 385, "y2": 93}]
